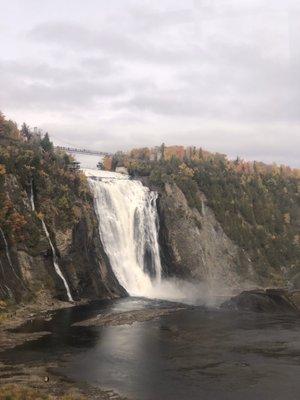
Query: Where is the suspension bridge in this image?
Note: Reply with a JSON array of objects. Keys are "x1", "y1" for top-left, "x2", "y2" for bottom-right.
[{"x1": 55, "y1": 146, "x2": 111, "y2": 156}]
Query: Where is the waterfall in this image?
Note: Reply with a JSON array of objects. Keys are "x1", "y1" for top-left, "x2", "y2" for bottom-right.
[
  {"x1": 88, "y1": 171, "x2": 161, "y2": 297},
  {"x1": 40, "y1": 220, "x2": 73, "y2": 302},
  {"x1": 0, "y1": 227, "x2": 14, "y2": 272},
  {"x1": 30, "y1": 179, "x2": 35, "y2": 211},
  {"x1": 0, "y1": 226, "x2": 25, "y2": 288},
  {"x1": 0, "y1": 259, "x2": 13, "y2": 298},
  {"x1": 86, "y1": 169, "x2": 197, "y2": 302},
  {"x1": 201, "y1": 199, "x2": 206, "y2": 216},
  {"x1": 30, "y1": 181, "x2": 73, "y2": 302}
]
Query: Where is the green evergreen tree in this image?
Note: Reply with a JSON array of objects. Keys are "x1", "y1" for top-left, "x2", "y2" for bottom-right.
[
  {"x1": 40, "y1": 132, "x2": 53, "y2": 152},
  {"x1": 21, "y1": 123, "x2": 32, "y2": 141}
]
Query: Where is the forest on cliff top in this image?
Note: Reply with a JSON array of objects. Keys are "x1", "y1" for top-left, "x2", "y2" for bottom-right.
[{"x1": 0, "y1": 112, "x2": 91, "y2": 249}]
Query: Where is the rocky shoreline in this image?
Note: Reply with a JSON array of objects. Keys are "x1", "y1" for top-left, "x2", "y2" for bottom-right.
[
  {"x1": 0, "y1": 298, "x2": 187, "y2": 399},
  {"x1": 0, "y1": 295, "x2": 81, "y2": 352},
  {"x1": 0, "y1": 362, "x2": 129, "y2": 400}
]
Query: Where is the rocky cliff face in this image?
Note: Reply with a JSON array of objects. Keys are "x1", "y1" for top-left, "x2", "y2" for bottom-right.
[
  {"x1": 157, "y1": 182, "x2": 283, "y2": 292},
  {"x1": 0, "y1": 173, "x2": 125, "y2": 304}
]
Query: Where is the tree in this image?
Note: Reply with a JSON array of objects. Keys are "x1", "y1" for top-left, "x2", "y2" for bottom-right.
[
  {"x1": 179, "y1": 163, "x2": 194, "y2": 177},
  {"x1": 160, "y1": 143, "x2": 165, "y2": 160},
  {"x1": 0, "y1": 113, "x2": 20, "y2": 140},
  {"x1": 7, "y1": 121, "x2": 20, "y2": 140},
  {"x1": 40, "y1": 132, "x2": 53, "y2": 152},
  {"x1": 0, "y1": 112, "x2": 5, "y2": 137},
  {"x1": 21, "y1": 123, "x2": 32, "y2": 141}
]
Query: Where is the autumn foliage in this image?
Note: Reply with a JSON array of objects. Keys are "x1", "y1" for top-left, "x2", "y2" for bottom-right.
[{"x1": 0, "y1": 112, "x2": 92, "y2": 246}]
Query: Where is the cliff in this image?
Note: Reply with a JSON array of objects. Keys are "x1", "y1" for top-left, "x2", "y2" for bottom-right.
[
  {"x1": 0, "y1": 126, "x2": 125, "y2": 305},
  {"x1": 157, "y1": 182, "x2": 279, "y2": 292}
]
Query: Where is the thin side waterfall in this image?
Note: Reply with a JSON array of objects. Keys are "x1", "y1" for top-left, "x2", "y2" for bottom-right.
[
  {"x1": 86, "y1": 169, "x2": 197, "y2": 302},
  {"x1": 0, "y1": 259, "x2": 13, "y2": 298},
  {"x1": 30, "y1": 179, "x2": 35, "y2": 211},
  {"x1": 40, "y1": 220, "x2": 73, "y2": 302},
  {"x1": 0, "y1": 226, "x2": 25, "y2": 288},
  {"x1": 0, "y1": 227, "x2": 14, "y2": 274},
  {"x1": 201, "y1": 199, "x2": 206, "y2": 216},
  {"x1": 30, "y1": 181, "x2": 73, "y2": 302}
]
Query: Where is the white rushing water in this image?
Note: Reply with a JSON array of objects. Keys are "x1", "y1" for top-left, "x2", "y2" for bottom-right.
[
  {"x1": 40, "y1": 220, "x2": 73, "y2": 302},
  {"x1": 88, "y1": 169, "x2": 161, "y2": 297},
  {"x1": 30, "y1": 182, "x2": 73, "y2": 302},
  {"x1": 0, "y1": 227, "x2": 14, "y2": 273},
  {"x1": 0, "y1": 257, "x2": 13, "y2": 297},
  {"x1": 30, "y1": 179, "x2": 35, "y2": 211},
  {"x1": 86, "y1": 169, "x2": 199, "y2": 302},
  {"x1": 0, "y1": 226, "x2": 25, "y2": 288}
]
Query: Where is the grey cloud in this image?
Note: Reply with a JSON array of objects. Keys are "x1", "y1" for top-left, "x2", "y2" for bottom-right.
[
  {"x1": 0, "y1": 76, "x2": 125, "y2": 110},
  {"x1": 127, "y1": 6, "x2": 194, "y2": 32},
  {"x1": 115, "y1": 93, "x2": 206, "y2": 117},
  {"x1": 1, "y1": 0, "x2": 300, "y2": 167},
  {"x1": 0, "y1": 57, "x2": 127, "y2": 111},
  {"x1": 80, "y1": 57, "x2": 119, "y2": 75},
  {"x1": 27, "y1": 21, "x2": 202, "y2": 65},
  {"x1": 123, "y1": 41, "x2": 300, "y2": 123},
  {"x1": 114, "y1": 81, "x2": 300, "y2": 123},
  {"x1": 0, "y1": 61, "x2": 82, "y2": 83}
]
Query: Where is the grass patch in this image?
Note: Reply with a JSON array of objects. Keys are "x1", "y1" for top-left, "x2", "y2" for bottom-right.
[{"x1": 0, "y1": 384, "x2": 86, "y2": 400}]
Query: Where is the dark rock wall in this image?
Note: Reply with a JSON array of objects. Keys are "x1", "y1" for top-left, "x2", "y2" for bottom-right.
[{"x1": 156, "y1": 182, "x2": 283, "y2": 291}]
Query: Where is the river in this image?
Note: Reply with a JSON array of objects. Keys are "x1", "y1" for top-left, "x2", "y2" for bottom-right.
[{"x1": 1, "y1": 298, "x2": 300, "y2": 400}]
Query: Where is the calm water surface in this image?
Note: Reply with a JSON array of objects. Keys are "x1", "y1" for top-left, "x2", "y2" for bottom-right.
[{"x1": 2, "y1": 298, "x2": 300, "y2": 400}]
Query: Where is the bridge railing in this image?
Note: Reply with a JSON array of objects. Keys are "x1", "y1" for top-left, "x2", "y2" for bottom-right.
[{"x1": 55, "y1": 146, "x2": 111, "y2": 156}]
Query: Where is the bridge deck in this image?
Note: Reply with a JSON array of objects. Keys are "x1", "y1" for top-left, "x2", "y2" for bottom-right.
[{"x1": 55, "y1": 146, "x2": 110, "y2": 156}]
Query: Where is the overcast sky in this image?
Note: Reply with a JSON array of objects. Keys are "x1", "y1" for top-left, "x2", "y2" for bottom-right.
[{"x1": 0, "y1": 0, "x2": 299, "y2": 166}]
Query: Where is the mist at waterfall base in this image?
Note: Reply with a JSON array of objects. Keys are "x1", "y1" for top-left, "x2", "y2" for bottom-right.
[{"x1": 85, "y1": 168, "x2": 224, "y2": 306}]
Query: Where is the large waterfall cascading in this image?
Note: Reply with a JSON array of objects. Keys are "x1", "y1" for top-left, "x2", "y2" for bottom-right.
[
  {"x1": 86, "y1": 169, "x2": 200, "y2": 303},
  {"x1": 88, "y1": 170, "x2": 162, "y2": 297}
]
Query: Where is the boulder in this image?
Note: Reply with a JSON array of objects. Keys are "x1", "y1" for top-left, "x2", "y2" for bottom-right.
[{"x1": 221, "y1": 289, "x2": 299, "y2": 313}]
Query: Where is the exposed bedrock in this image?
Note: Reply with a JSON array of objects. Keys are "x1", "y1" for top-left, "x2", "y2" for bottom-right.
[{"x1": 156, "y1": 182, "x2": 272, "y2": 291}]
